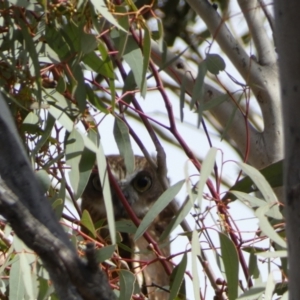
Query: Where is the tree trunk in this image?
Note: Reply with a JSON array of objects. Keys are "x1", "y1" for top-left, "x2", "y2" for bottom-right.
[{"x1": 274, "y1": 1, "x2": 300, "y2": 299}]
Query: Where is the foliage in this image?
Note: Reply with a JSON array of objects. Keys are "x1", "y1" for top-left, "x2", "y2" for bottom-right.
[{"x1": 0, "y1": 0, "x2": 286, "y2": 300}]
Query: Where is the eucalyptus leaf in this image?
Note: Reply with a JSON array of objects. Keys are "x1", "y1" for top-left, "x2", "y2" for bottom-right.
[
  {"x1": 134, "y1": 180, "x2": 185, "y2": 241},
  {"x1": 219, "y1": 232, "x2": 239, "y2": 300},
  {"x1": 119, "y1": 270, "x2": 135, "y2": 300},
  {"x1": 113, "y1": 117, "x2": 134, "y2": 174}
]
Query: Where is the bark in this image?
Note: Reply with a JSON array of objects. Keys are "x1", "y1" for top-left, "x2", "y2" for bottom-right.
[{"x1": 274, "y1": 1, "x2": 300, "y2": 299}]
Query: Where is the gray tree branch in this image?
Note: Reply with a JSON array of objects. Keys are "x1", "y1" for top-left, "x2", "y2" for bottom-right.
[
  {"x1": 0, "y1": 93, "x2": 115, "y2": 300},
  {"x1": 238, "y1": 0, "x2": 276, "y2": 66}
]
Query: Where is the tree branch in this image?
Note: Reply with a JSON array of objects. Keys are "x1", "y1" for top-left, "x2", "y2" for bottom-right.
[
  {"x1": 0, "y1": 94, "x2": 115, "y2": 300},
  {"x1": 238, "y1": 0, "x2": 276, "y2": 65}
]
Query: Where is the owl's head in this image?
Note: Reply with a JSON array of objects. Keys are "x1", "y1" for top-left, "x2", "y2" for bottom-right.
[{"x1": 81, "y1": 155, "x2": 164, "y2": 223}]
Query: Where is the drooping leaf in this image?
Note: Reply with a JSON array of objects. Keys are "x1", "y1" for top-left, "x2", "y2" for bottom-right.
[
  {"x1": 96, "y1": 143, "x2": 116, "y2": 244},
  {"x1": 255, "y1": 205, "x2": 287, "y2": 248},
  {"x1": 159, "y1": 195, "x2": 194, "y2": 241},
  {"x1": 113, "y1": 117, "x2": 134, "y2": 174},
  {"x1": 65, "y1": 129, "x2": 84, "y2": 197},
  {"x1": 123, "y1": 36, "x2": 147, "y2": 96},
  {"x1": 140, "y1": 25, "x2": 151, "y2": 98},
  {"x1": 72, "y1": 64, "x2": 87, "y2": 113},
  {"x1": 191, "y1": 230, "x2": 201, "y2": 300},
  {"x1": 9, "y1": 258, "x2": 25, "y2": 300},
  {"x1": 237, "y1": 162, "x2": 282, "y2": 219},
  {"x1": 219, "y1": 233, "x2": 239, "y2": 300},
  {"x1": 81, "y1": 210, "x2": 97, "y2": 238},
  {"x1": 179, "y1": 75, "x2": 188, "y2": 122},
  {"x1": 197, "y1": 147, "x2": 217, "y2": 210},
  {"x1": 119, "y1": 270, "x2": 136, "y2": 300},
  {"x1": 48, "y1": 105, "x2": 73, "y2": 132},
  {"x1": 228, "y1": 160, "x2": 283, "y2": 199},
  {"x1": 20, "y1": 19, "x2": 42, "y2": 101},
  {"x1": 190, "y1": 61, "x2": 207, "y2": 110},
  {"x1": 265, "y1": 273, "x2": 275, "y2": 300},
  {"x1": 90, "y1": 0, "x2": 126, "y2": 32},
  {"x1": 19, "y1": 252, "x2": 35, "y2": 299},
  {"x1": 32, "y1": 114, "x2": 55, "y2": 155},
  {"x1": 169, "y1": 253, "x2": 187, "y2": 300},
  {"x1": 134, "y1": 180, "x2": 185, "y2": 241},
  {"x1": 190, "y1": 61, "x2": 207, "y2": 127}
]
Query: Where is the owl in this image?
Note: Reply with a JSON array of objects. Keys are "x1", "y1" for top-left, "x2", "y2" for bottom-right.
[{"x1": 81, "y1": 155, "x2": 174, "y2": 300}]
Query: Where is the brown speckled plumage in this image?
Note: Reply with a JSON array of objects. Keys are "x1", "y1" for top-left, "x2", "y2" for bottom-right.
[{"x1": 81, "y1": 155, "x2": 173, "y2": 299}]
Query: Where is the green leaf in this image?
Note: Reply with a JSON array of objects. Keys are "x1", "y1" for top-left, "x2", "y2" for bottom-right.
[
  {"x1": 19, "y1": 252, "x2": 35, "y2": 299},
  {"x1": 190, "y1": 62, "x2": 207, "y2": 110},
  {"x1": 190, "y1": 61, "x2": 207, "y2": 127},
  {"x1": 115, "y1": 220, "x2": 137, "y2": 234},
  {"x1": 140, "y1": 25, "x2": 151, "y2": 98},
  {"x1": 9, "y1": 258, "x2": 25, "y2": 300},
  {"x1": 36, "y1": 170, "x2": 51, "y2": 193},
  {"x1": 123, "y1": 36, "x2": 147, "y2": 96},
  {"x1": 255, "y1": 205, "x2": 287, "y2": 248},
  {"x1": 32, "y1": 114, "x2": 55, "y2": 155},
  {"x1": 228, "y1": 160, "x2": 283, "y2": 199},
  {"x1": 81, "y1": 210, "x2": 97, "y2": 237},
  {"x1": 20, "y1": 19, "x2": 42, "y2": 101},
  {"x1": 265, "y1": 273, "x2": 275, "y2": 300},
  {"x1": 22, "y1": 112, "x2": 39, "y2": 133},
  {"x1": 206, "y1": 53, "x2": 226, "y2": 75},
  {"x1": 96, "y1": 245, "x2": 116, "y2": 263},
  {"x1": 113, "y1": 117, "x2": 134, "y2": 174},
  {"x1": 179, "y1": 75, "x2": 188, "y2": 122},
  {"x1": 134, "y1": 180, "x2": 185, "y2": 241},
  {"x1": 219, "y1": 233, "x2": 239, "y2": 300},
  {"x1": 81, "y1": 32, "x2": 98, "y2": 54},
  {"x1": 255, "y1": 250, "x2": 287, "y2": 258},
  {"x1": 119, "y1": 270, "x2": 136, "y2": 300},
  {"x1": 191, "y1": 230, "x2": 201, "y2": 300},
  {"x1": 248, "y1": 252, "x2": 260, "y2": 279},
  {"x1": 51, "y1": 198, "x2": 64, "y2": 219},
  {"x1": 48, "y1": 105, "x2": 73, "y2": 132},
  {"x1": 45, "y1": 25, "x2": 71, "y2": 60},
  {"x1": 197, "y1": 147, "x2": 217, "y2": 210},
  {"x1": 169, "y1": 253, "x2": 187, "y2": 300},
  {"x1": 83, "y1": 51, "x2": 114, "y2": 79},
  {"x1": 238, "y1": 162, "x2": 282, "y2": 219},
  {"x1": 160, "y1": 196, "x2": 193, "y2": 241},
  {"x1": 96, "y1": 144, "x2": 116, "y2": 244},
  {"x1": 237, "y1": 286, "x2": 265, "y2": 299},
  {"x1": 72, "y1": 64, "x2": 86, "y2": 113},
  {"x1": 65, "y1": 129, "x2": 84, "y2": 196},
  {"x1": 90, "y1": 0, "x2": 126, "y2": 32}
]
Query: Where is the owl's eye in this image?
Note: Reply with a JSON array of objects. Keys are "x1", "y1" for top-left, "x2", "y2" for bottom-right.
[
  {"x1": 92, "y1": 176, "x2": 102, "y2": 191},
  {"x1": 132, "y1": 172, "x2": 152, "y2": 193}
]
